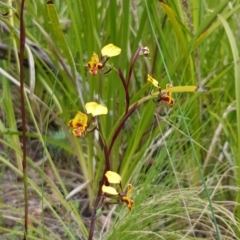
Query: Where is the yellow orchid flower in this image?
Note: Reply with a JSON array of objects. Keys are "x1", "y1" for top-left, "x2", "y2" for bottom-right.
[
  {"x1": 148, "y1": 74, "x2": 210, "y2": 106},
  {"x1": 87, "y1": 52, "x2": 103, "y2": 75},
  {"x1": 87, "y1": 44, "x2": 121, "y2": 75},
  {"x1": 147, "y1": 74, "x2": 160, "y2": 89},
  {"x1": 101, "y1": 170, "x2": 134, "y2": 211},
  {"x1": 158, "y1": 83, "x2": 210, "y2": 106},
  {"x1": 68, "y1": 103, "x2": 108, "y2": 137},
  {"x1": 68, "y1": 111, "x2": 88, "y2": 137},
  {"x1": 85, "y1": 102, "x2": 108, "y2": 117},
  {"x1": 158, "y1": 83, "x2": 174, "y2": 106},
  {"x1": 105, "y1": 171, "x2": 122, "y2": 184},
  {"x1": 101, "y1": 44, "x2": 121, "y2": 57},
  {"x1": 120, "y1": 184, "x2": 134, "y2": 211}
]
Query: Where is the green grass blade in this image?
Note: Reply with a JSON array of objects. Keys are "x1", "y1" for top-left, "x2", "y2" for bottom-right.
[
  {"x1": 46, "y1": 1, "x2": 76, "y2": 80},
  {"x1": 218, "y1": 13, "x2": 240, "y2": 232}
]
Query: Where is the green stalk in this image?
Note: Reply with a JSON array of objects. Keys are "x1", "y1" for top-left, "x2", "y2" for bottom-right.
[{"x1": 4, "y1": 0, "x2": 22, "y2": 172}]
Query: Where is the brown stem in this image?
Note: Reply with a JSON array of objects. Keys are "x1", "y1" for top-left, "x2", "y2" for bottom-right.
[
  {"x1": 118, "y1": 68, "x2": 130, "y2": 115},
  {"x1": 19, "y1": 0, "x2": 28, "y2": 239},
  {"x1": 108, "y1": 102, "x2": 138, "y2": 155},
  {"x1": 127, "y1": 47, "x2": 141, "y2": 87},
  {"x1": 88, "y1": 143, "x2": 109, "y2": 240},
  {"x1": 88, "y1": 48, "x2": 140, "y2": 239}
]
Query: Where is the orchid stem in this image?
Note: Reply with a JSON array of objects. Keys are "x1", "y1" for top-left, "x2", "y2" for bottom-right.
[{"x1": 88, "y1": 128, "x2": 109, "y2": 240}]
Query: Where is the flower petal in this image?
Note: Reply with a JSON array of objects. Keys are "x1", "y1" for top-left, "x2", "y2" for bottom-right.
[
  {"x1": 159, "y1": 94, "x2": 174, "y2": 106},
  {"x1": 68, "y1": 112, "x2": 88, "y2": 129},
  {"x1": 147, "y1": 74, "x2": 160, "y2": 89},
  {"x1": 158, "y1": 84, "x2": 174, "y2": 106},
  {"x1": 102, "y1": 185, "x2": 119, "y2": 195},
  {"x1": 68, "y1": 119, "x2": 74, "y2": 128},
  {"x1": 105, "y1": 171, "x2": 121, "y2": 184},
  {"x1": 72, "y1": 127, "x2": 86, "y2": 138},
  {"x1": 101, "y1": 44, "x2": 121, "y2": 57},
  {"x1": 121, "y1": 198, "x2": 134, "y2": 211},
  {"x1": 85, "y1": 102, "x2": 108, "y2": 117},
  {"x1": 120, "y1": 184, "x2": 134, "y2": 211}
]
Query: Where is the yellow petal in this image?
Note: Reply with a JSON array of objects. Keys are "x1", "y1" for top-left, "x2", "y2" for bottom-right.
[
  {"x1": 120, "y1": 184, "x2": 134, "y2": 211},
  {"x1": 85, "y1": 102, "x2": 98, "y2": 114},
  {"x1": 91, "y1": 52, "x2": 100, "y2": 63},
  {"x1": 147, "y1": 74, "x2": 160, "y2": 89},
  {"x1": 101, "y1": 44, "x2": 121, "y2": 57},
  {"x1": 168, "y1": 86, "x2": 210, "y2": 93},
  {"x1": 105, "y1": 171, "x2": 121, "y2": 184},
  {"x1": 124, "y1": 184, "x2": 133, "y2": 198},
  {"x1": 169, "y1": 85, "x2": 196, "y2": 93},
  {"x1": 102, "y1": 185, "x2": 119, "y2": 195},
  {"x1": 69, "y1": 111, "x2": 88, "y2": 129},
  {"x1": 160, "y1": 85, "x2": 210, "y2": 93},
  {"x1": 85, "y1": 102, "x2": 108, "y2": 117}
]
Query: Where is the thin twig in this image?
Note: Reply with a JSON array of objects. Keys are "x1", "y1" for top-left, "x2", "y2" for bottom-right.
[
  {"x1": 127, "y1": 47, "x2": 140, "y2": 87},
  {"x1": 118, "y1": 68, "x2": 130, "y2": 115},
  {"x1": 108, "y1": 102, "x2": 138, "y2": 155}
]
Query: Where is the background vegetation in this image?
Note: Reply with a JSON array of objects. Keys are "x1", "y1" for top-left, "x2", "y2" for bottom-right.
[{"x1": 0, "y1": 0, "x2": 240, "y2": 239}]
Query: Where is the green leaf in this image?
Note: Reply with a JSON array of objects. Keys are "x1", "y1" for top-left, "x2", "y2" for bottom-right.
[{"x1": 46, "y1": 1, "x2": 76, "y2": 80}]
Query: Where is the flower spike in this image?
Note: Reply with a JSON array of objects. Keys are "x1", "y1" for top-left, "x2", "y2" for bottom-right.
[{"x1": 148, "y1": 74, "x2": 210, "y2": 106}]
